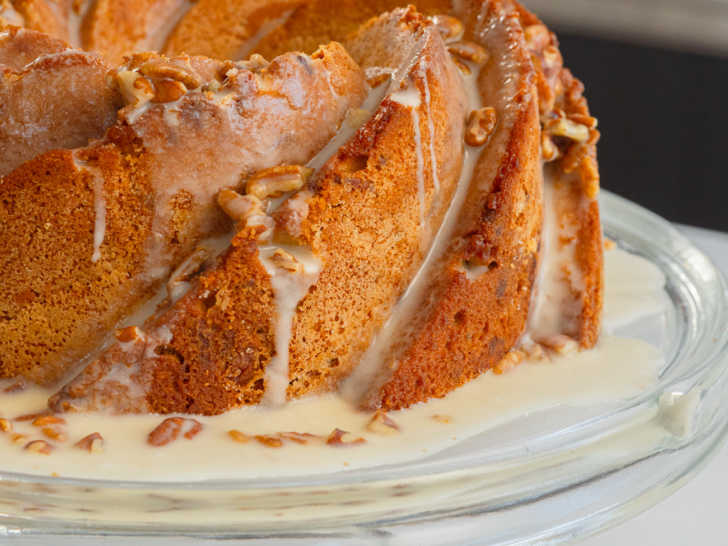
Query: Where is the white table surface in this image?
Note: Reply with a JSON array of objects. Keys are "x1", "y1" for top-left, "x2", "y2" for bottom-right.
[{"x1": 7, "y1": 225, "x2": 728, "y2": 545}]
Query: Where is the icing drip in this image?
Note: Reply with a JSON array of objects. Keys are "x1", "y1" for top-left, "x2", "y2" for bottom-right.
[
  {"x1": 260, "y1": 245, "x2": 321, "y2": 406},
  {"x1": 389, "y1": 82, "x2": 426, "y2": 227},
  {"x1": 524, "y1": 173, "x2": 584, "y2": 342},
  {"x1": 420, "y1": 64, "x2": 440, "y2": 194},
  {"x1": 147, "y1": 0, "x2": 196, "y2": 52},
  {"x1": 389, "y1": 84, "x2": 422, "y2": 107},
  {"x1": 71, "y1": 152, "x2": 107, "y2": 263},
  {"x1": 342, "y1": 65, "x2": 482, "y2": 402},
  {"x1": 306, "y1": 81, "x2": 389, "y2": 170},
  {"x1": 91, "y1": 169, "x2": 106, "y2": 263},
  {"x1": 412, "y1": 107, "x2": 426, "y2": 228},
  {"x1": 66, "y1": 0, "x2": 93, "y2": 49}
]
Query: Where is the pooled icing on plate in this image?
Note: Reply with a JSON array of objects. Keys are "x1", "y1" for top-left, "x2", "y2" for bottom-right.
[{"x1": 0, "y1": 246, "x2": 669, "y2": 482}]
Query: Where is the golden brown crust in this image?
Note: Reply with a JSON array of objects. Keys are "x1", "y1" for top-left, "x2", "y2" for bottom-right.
[
  {"x1": 9, "y1": 0, "x2": 72, "y2": 43},
  {"x1": 371, "y1": 0, "x2": 543, "y2": 409},
  {"x1": 164, "y1": 0, "x2": 305, "y2": 61},
  {"x1": 81, "y1": 0, "x2": 188, "y2": 65},
  {"x1": 0, "y1": 46, "x2": 122, "y2": 176},
  {"x1": 2, "y1": 45, "x2": 366, "y2": 386},
  {"x1": 0, "y1": 25, "x2": 68, "y2": 69},
  {"x1": 50, "y1": 7, "x2": 468, "y2": 414},
  {"x1": 517, "y1": 4, "x2": 603, "y2": 348}
]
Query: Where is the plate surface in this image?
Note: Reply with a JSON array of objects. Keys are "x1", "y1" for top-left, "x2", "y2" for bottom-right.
[{"x1": 2, "y1": 191, "x2": 728, "y2": 544}]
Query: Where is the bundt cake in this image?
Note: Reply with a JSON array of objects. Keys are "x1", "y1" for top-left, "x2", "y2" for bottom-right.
[{"x1": 0, "y1": 0, "x2": 602, "y2": 416}]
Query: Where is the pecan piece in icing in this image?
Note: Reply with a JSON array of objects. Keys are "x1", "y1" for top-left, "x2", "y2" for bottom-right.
[{"x1": 147, "y1": 417, "x2": 203, "y2": 447}]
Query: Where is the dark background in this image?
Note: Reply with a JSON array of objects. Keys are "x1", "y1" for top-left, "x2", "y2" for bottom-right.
[{"x1": 546, "y1": 30, "x2": 728, "y2": 231}]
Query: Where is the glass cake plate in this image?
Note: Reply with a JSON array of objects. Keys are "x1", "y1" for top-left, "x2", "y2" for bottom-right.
[{"x1": 2, "y1": 190, "x2": 728, "y2": 545}]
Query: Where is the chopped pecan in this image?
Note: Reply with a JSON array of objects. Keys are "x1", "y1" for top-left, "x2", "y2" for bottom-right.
[
  {"x1": 138, "y1": 59, "x2": 202, "y2": 90},
  {"x1": 541, "y1": 45, "x2": 562, "y2": 73},
  {"x1": 41, "y1": 427, "x2": 67, "y2": 442},
  {"x1": 245, "y1": 165, "x2": 313, "y2": 200},
  {"x1": 32, "y1": 415, "x2": 66, "y2": 427},
  {"x1": 24, "y1": 440, "x2": 53, "y2": 455},
  {"x1": 15, "y1": 411, "x2": 51, "y2": 422},
  {"x1": 75, "y1": 433, "x2": 104, "y2": 453},
  {"x1": 3, "y1": 381, "x2": 25, "y2": 393},
  {"x1": 228, "y1": 429, "x2": 251, "y2": 443},
  {"x1": 366, "y1": 411, "x2": 400, "y2": 435},
  {"x1": 429, "y1": 14, "x2": 464, "y2": 43},
  {"x1": 10, "y1": 433, "x2": 27, "y2": 444},
  {"x1": 326, "y1": 428, "x2": 366, "y2": 447},
  {"x1": 151, "y1": 78, "x2": 187, "y2": 103},
  {"x1": 217, "y1": 189, "x2": 265, "y2": 223},
  {"x1": 524, "y1": 24, "x2": 550, "y2": 50},
  {"x1": 147, "y1": 417, "x2": 203, "y2": 447},
  {"x1": 255, "y1": 434, "x2": 283, "y2": 448},
  {"x1": 239, "y1": 53, "x2": 269, "y2": 72},
  {"x1": 452, "y1": 57, "x2": 471, "y2": 76},
  {"x1": 448, "y1": 41, "x2": 489, "y2": 65},
  {"x1": 540, "y1": 334, "x2": 578, "y2": 355},
  {"x1": 465, "y1": 106, "x2": 497, "y2": 147},
  {"x1": 493, "y1": 349, "x2": 525, "y2": 375},
  {"x1": 115, "y1": 325, "x2": 144, "y2": 343},
  {"x1": 541, "y1": 133, "x2": 560, "y2": 162},
  {"x1": 545, "y1": 117, "x2": 589, "y2": 142},
  {"x1": 522, "y1": 342, "x2": 546, "y2": 361},
  {"x1": 116, "y1": 70, "x2": 155, "y2": 107},
  {"x1": 270, "y1": 248, "x2": 302, "y2": 273},
  {"x1": 279, "y1": 432, "x2": 322, "y2": 445}
]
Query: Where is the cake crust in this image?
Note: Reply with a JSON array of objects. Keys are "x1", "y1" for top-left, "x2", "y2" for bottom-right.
[
  {"x1": 1, "y1": 44, "x2": 367, "y2": 385},
  {"x1": 49, "y1": 7, "x2": 469, "y2": 414}
]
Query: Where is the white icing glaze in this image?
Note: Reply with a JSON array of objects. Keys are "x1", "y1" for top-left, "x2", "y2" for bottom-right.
[
  {"x1": 411, "y1": 107, "x2": 426, "y2": 228},
  {"x1": 90, "y1": 170, "x2": 106, "y2": 263},
  {"x1": 420, "y1": 64, "x2": 441, "y2": 194},
  {"x1": 603, "y1": 247, "x2": 669, "y2": 332},
  {"x1": 259, "y1": 245, "x2": 321, "y2": 406},
  {"x1": 389, "y1": 84, "x2": 422, "y2": 108},
  {"x1": 341, "y1": 62, "x2": 482, "y2": 403},
  {"x1": 525, "y1": 173, "x2": 584, "y2": 342},
  {"x1": 146, "y1": 0, "x2": 196, "y2": 53},
  {"x1": 66, "y1": 1, "x2": 93, "y2": 49},
  {"x1": 306, "y1": 82, "x2": 389, "y2": 171},
  {"x1": 71, "y1": 152, "x2": 107, "y2": 263}
]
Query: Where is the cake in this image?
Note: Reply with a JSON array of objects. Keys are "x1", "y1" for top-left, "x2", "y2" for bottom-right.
[{"x1": 0, "y1": 0, "x2": 602, "y2": 416}]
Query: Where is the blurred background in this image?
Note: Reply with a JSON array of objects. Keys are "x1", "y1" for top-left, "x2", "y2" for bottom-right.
[{"x1": 524, "y1": 0, "x2": 728, "y2": 231}]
